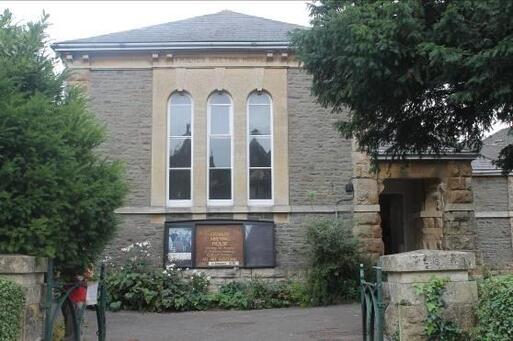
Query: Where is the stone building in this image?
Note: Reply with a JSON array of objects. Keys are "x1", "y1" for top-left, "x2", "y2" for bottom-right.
[
  {"x1": 472, "y1": 128, "x2": 513, "y2": 270},
  {"x1": 52, "y1": 11, "x2": 513, "y2": 279}
]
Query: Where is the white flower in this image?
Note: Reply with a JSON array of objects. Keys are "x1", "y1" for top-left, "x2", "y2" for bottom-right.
[{"x1": 207, "y1": 276, "x2": 211, "y2": 281}]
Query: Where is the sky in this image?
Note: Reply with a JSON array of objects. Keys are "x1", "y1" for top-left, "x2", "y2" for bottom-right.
[{"x1": 1, "y1": 1, "x2": 311, "y2": 44}]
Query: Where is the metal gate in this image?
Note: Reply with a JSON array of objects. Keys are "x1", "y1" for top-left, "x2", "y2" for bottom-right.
[
  {"x1": 360, "y1": 264, "x2": 384, "y2": 341},
  {"x1": 43, "y1": 259, "x2": 107, "y2": 341}
]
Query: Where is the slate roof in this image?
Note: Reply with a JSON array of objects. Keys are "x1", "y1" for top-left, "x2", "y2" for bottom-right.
[
  {"x1": 472, "y1": 128, "x2": 513, "y2": 175},
  {"x1": 52, "y1": 10, "x2": 303, "y2": 52}
]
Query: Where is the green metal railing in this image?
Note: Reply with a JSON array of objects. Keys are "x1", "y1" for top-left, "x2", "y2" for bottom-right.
[
  {"x1": 43, "y1": 259, "x2": 107, "y2": 341},
  {"x1": 360, "y1": 264, "x2": 384, "y2": 341}
]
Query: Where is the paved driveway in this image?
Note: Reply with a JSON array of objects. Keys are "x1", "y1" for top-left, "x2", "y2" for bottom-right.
[{"x1": 83, "y1": 304, "x2": 362, "y2": 341}]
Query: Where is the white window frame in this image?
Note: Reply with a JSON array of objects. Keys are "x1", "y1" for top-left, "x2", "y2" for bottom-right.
[
  {"x1": 207, "y1": 91, "x2": 234, "y2": 206},
  {"x1": 247, "y1": 91, "x2": 274, "y2": 206},
  {"x1": 166, "y1": 92, "x2": 193, "y2": 207}
]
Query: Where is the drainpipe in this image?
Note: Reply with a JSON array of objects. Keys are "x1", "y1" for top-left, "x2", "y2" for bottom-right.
[{"x1": 335, "y1": 179, "x2": 355, "y2": 219}]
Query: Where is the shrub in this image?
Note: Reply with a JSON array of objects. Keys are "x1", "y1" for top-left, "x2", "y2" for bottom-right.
[
  {"x1": 0, "y1": 10, "x2": 126, "y2": 275},
  {"x1": 215, "y1": 279, "x2": 306, "y2": 310},
  {"x1": 0, "y1": 278, "x2": 25, "y2": 341},
  {"x1": 106, "y1": 247, "x2": 212, "y2": 313},
  {"x1": 305, "y1": 217, "x2": 368, "y2": 305},
  {"x1": 474, "y1": 274, "x2": 513, "y2": 340},
  {"x1": 107, "y1": 263, "x2": 212, "y2": 312}
]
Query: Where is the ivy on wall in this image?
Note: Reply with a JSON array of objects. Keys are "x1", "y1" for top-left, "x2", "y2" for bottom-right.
[
  {"x1": 415, "y1": 277, "x2": 462, "y2": 341},
  {"x1": 0, "y1": 278, "x2": 25, "y2": 341}
]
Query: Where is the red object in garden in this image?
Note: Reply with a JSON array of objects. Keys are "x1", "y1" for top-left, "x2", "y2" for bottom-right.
[{"x1": 69, "y1": 286, "x2": 87, "y2": 303}]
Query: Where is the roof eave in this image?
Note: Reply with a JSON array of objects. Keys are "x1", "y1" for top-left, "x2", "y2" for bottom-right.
[
  {"x1": 472, "y1": 170, "x2": 508, "y2": 176},
  {"x1": 51, "y1": 41, "x2": 292, "y2": 53}
]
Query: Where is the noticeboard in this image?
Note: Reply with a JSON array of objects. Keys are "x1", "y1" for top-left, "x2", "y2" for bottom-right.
[
  {"x1": 195, "y1": 224, "x2": 244, "y2": 267},
  {"x1": 164, "y1": 220, "x2": 274, "y2": 268}
]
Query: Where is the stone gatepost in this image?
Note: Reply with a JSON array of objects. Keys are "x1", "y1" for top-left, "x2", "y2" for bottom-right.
[
  {"x1": 380, "y1": 250, "x2": 477, "y2": 340},
  {"x1": 0, "y1": 255, "x2": 47, "y2": 341}
]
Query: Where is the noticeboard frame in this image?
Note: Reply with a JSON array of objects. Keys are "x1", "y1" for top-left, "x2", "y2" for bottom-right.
[{"x1": 163, "y1": 219, "x2": 275, "y2": 269}]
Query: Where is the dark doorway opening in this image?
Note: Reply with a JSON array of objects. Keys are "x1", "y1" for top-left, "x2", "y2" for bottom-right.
[{"x1": 379, "y1": 194, "x2": 404, "y2": 255}]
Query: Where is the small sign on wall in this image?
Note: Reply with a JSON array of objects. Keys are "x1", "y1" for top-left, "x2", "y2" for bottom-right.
[{"x1": 164, "y1": 220, "x2": 274, "y2": 268}]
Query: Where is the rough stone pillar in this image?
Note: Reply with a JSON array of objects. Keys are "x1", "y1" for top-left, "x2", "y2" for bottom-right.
[
  {"x1": 0, "y1": 255, "x2": 47, "y2": 341},
  {"x1": 352, "y1": 141, "x2": 384, "y2": 258},
  {"x1": 380, "y1": 250, "x2": 477, "y2": 340},
  {"x1": 442, "y1": 161, "x2": 479, "y2": 257}
]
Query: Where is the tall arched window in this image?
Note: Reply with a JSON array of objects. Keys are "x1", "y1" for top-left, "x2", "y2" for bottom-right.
[
  {"x1": 208, "y1": 91, "x2": 233, "y2": 203},
  {"x1": 168, "y1": 92, "x2": 193, "y2": 205},
  {"x1": 247, "y1": 91, "x2": 272, "y2": 201}
]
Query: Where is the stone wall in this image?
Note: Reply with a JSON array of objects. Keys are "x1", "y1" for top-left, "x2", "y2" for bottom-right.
[
  {"x1": 381, "y1": 250, "x2": 477, "y2": 340},
  {"x1": 473, "y1": 175, "x2": 513, "y2": 269},
  {"x1": 105, "y1": 212, "x2": 351, "y2": 282},
  {"x1": 476, "y1": 218, "x2": 513, "y2": 267},
  {"x1": 287, "y1": 69, "x2": 353, "y2": 206},
  {"x1": 0, "y1": 255, "x2": 47, "y2": 341},
  {"x1": 352, "y1": 158, "x2": 478, "y2": 259},
  {"x1": 89, "y1": 70, "x2": 153, "y2": 207}
]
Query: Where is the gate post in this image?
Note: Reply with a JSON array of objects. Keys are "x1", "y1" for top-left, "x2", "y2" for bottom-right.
[
  {"x1": 380, "y1": 250, "x2": 477, "y2": 340},
  {"x1": 0, "y1": 255, "x2": 47, "y2": 341}
]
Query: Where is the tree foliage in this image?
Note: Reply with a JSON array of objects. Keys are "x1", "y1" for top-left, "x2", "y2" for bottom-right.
[
  {"x1": 292, "y1": 0, "x2": 513, "y2": 172},
  {"x1": 0, "y1": 10, "x2": 126, "y2": 274}
]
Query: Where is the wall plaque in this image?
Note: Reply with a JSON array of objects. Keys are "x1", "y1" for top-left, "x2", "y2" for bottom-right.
[{"x1": 195, "y1": 225, "x2": 244, "y2": 267}]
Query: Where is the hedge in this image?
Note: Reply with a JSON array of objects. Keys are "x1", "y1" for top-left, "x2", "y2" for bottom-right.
[
  {"x1": 0, "y1": 278, "x2": 25, "y2": 341},
  {"x1": 475, "y1": 274, "x2": 513, "y2": 340}
]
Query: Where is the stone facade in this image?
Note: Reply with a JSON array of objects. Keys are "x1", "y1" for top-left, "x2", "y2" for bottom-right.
[
  {"x1": 473, "y1": 175, "x2": 513, "y2": 270},
  {"x1": 57, "y1": 18, "x2": 513, "y2": 279},
  {"x1": 287, "y1": 69, "x2": 353, "y2": 206},
  {"x1": 82, "y1": 55, "x2": 356, "y2": 281},
  {"x1": 0, "y1": 255, "x2": 47, "y2": 341},
  {"x1": 89, "y1": 70, "x2": 153, "y2": 207}
]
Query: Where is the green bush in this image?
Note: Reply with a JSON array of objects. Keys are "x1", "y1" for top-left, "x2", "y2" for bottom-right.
[
  {"x1": 106, "y1": 253, "x2": 211, "y2": 312},
  {"x1": 0, "y1": 10, "x2": 126, "y2": 276},
  {"x1": 305, "y1": 218, "x2": 368, "y2": 305},
  {"x1": 215, "y1": 279, "x2": 305, "y2": 310},
  {"x1": 107, "y1": 244, "x2": 307, "y2": 312},
  {"x1": 474, "y1": 275, "x2": 513, "y2": 340},
  {"x1": 0, "y1": 278, "x2": 25, "y2": 341}
]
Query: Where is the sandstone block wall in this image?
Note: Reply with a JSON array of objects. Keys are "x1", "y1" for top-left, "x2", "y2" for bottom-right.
[
  {"x1": 287, "y1": 69, "x2": 353, "y2": 206},
  {"x1": 0, "y1": 255, "x2": 47, "y2": 341},
  {"x1": 89, "y1": 70, "x2": 153, "y2": 207},
  {"x1": 473, "y1": 176, "x2": 513, "y2": 269}
]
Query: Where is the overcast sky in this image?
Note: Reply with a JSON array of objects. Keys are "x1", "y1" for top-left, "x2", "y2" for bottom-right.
[{"x1": 1, "y1": 1, "x2": 311, "y2": 44}]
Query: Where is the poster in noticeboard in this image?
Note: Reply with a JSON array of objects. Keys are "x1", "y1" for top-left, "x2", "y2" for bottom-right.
[{"x1": 167, "y1": 226, "x2": 193, "y2": 267}]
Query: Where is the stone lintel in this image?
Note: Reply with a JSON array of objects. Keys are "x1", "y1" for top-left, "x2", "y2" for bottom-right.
[{"x1": 379, "y1": 249, "x2": 475, "y2": 273}]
